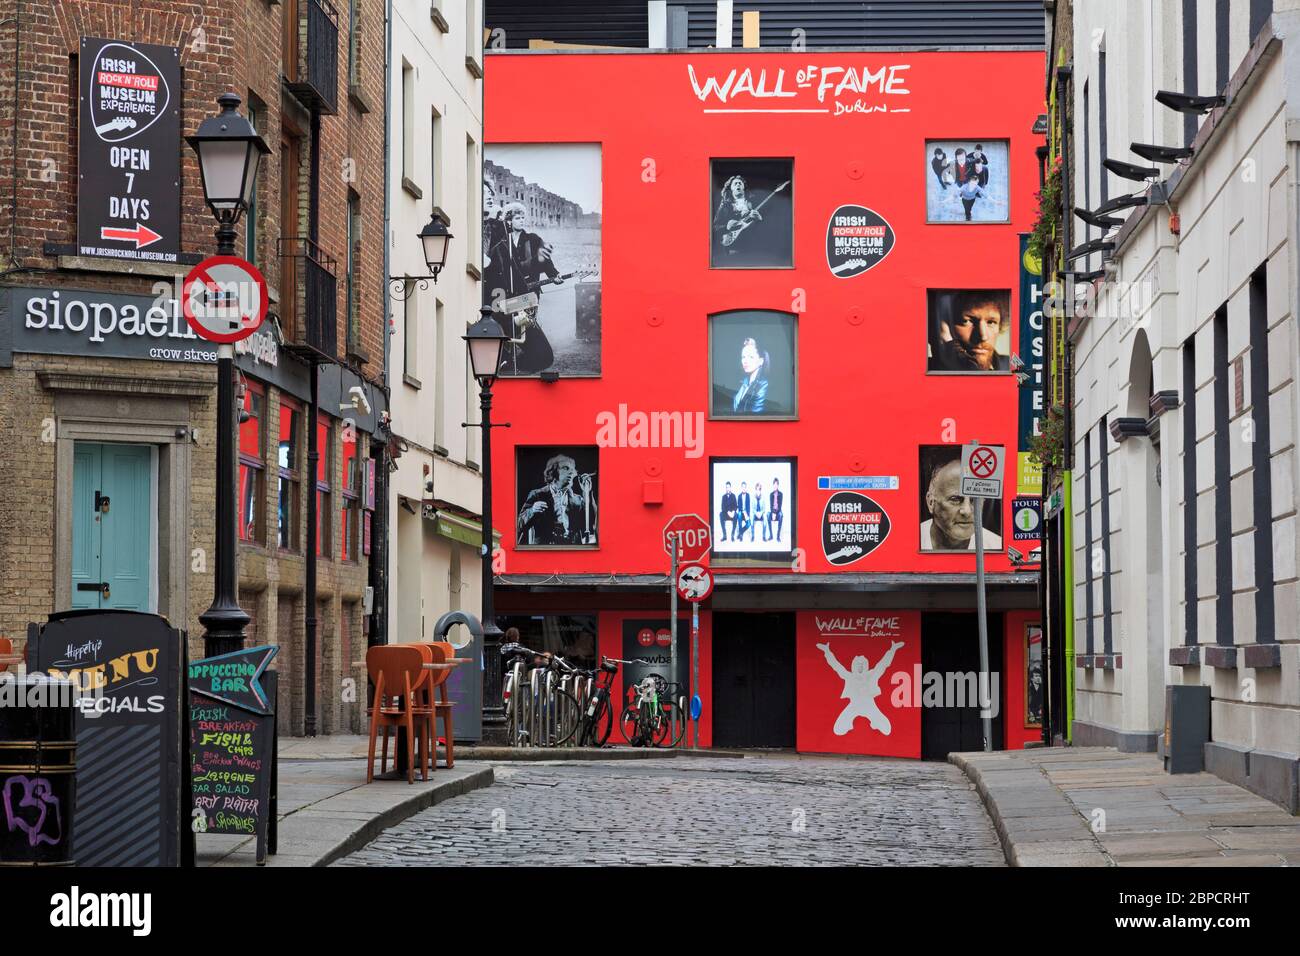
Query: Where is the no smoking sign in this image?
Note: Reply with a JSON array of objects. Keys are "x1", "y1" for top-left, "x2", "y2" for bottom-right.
[
  {"x1": 182, "y1": 255, "x2": 268, "y2": 344},
  {"x1": 960, "y1": 442, "x2": 1004, "y2": 499}
]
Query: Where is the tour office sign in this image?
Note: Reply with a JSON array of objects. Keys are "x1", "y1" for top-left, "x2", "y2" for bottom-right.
[{"x1": 78, "y1": 37, "x2": 182, "y2": 264}]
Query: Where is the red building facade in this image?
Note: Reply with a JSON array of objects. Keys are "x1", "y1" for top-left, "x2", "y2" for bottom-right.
[{"x1": 485, "y1": 49, "x2": 1044, "y2": 757}]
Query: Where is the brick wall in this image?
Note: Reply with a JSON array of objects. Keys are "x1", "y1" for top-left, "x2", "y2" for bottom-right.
[{"x1": 0, "y1": 0, "x2": 385, "y2": 736}]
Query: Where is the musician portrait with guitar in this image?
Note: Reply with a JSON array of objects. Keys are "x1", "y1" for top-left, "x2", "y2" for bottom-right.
[
  {"x1": 710, "y1": 161, "x2": 794, "y2": 268},
  {"x1": 517, "y1": 452, "x2": 598, "y2": 547}
]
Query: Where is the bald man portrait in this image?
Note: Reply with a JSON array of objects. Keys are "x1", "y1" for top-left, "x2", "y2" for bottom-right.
[{"x1": 920, "y1": 456, "x2": 1003, "y2": 552}]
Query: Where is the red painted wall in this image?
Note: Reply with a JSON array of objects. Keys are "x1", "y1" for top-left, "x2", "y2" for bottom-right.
[
  {"x1": 1003, "y1": 610, "x2": 1042, "y2": 750},
  {"x1": 484, "y1": 50, "x2": 1044, "y2": 579}
]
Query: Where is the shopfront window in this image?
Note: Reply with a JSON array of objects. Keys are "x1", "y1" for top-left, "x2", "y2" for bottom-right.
[
  {"x1": 340, "y1": 427, "x2": 360, "y2": 562},
  {"x1": 239, "y1": 381, "x2": 266, "y2": 544},
  {"x1": 278, "y1": 400, "x2": 302, "y2": 551},
  {"x1": 316, "y1": 415, "x2": 332, "y2": 559}
]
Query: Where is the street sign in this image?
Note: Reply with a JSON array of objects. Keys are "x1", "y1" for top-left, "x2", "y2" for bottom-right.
[
  {"x1": 676, "y1": 562, "x2": 713, "y2": 603},
  {"x1": 663, "y1": 513, "x2": 711, "y2": 562},
  {"x1": 182, "y1": 256, "x2": 268, "y2": 344},
  {"x1": 960, "y1": 442, "x2": 1005, "y2": 499},
  {"x1": 78, "y1": 38, "x2": 181, "y2": 264},
  {"x1": 1012, "y1": 496, "x2": 1042, "y2": 541}
]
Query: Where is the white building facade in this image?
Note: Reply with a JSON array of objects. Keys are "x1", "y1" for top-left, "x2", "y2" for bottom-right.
[
  {"x1": 387, "y1": 1, "x2": 486, "y2": 662},
  {"x1": 1068, "y1": 0, "x2": 1299, "y2": 811}
]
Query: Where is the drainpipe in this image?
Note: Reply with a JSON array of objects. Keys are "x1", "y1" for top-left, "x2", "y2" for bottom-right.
[{"x1": 304, "y1": 108, "x2": 323, "y2": 736}]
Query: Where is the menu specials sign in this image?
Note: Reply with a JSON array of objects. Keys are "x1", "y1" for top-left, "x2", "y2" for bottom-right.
[{"x1": 78, "y1": 37, "x2": 182, "y2": 263}]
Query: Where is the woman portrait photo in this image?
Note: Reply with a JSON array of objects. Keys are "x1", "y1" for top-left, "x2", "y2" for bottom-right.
[{"x1": 709, "y1": 310, "x2": 797, "y2": 419}]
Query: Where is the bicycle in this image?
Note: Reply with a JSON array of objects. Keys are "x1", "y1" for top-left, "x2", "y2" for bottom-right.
[
  {"x1": 573, "y1": 656, "x2": 621, "y2": 747},
  {"x1": 619, "y1": 672, "x2": 673, "y2": 747},
  {"x1": 500, "y1": 642, "x2": 582, "y2": 747}
]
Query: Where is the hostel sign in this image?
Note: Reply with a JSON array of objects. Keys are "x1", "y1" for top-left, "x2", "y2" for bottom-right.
[{"x1": 78, "y1": 37, "x2": 181, "y2": 263}]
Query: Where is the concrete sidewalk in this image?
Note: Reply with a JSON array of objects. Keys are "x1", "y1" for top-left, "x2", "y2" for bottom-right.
[
  {"x1": 277, "y1": 734, "x2": 744, "y2": 761},
  {"x1": 196, "y1": 741, "x2": 493, "y2": 867},
  {"x1": 951, "y1": 747, "x2": 1300, "y2": 867}
]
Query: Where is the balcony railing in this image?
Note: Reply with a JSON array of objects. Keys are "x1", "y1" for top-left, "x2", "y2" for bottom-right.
[
  {"x1": 287, "y1": 0, "x2": 339, "y2": 115},
  {"x1": 278, "y1": 237, "x2": 338, "y2": 360}
]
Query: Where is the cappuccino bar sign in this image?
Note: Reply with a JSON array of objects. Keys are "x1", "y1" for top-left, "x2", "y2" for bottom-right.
[{"x1": 78, "y1": 37, "x2": 182, "y2": 264}]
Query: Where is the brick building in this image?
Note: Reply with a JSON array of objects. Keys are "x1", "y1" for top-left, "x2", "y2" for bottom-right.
[{"x1": 0, "y1": 0, "x2": 389, "y2": 736}]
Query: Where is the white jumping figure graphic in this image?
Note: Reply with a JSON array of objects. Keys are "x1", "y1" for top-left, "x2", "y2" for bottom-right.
[{"x1": 817, "y1": 640, "x2": 904, "y2": 736}]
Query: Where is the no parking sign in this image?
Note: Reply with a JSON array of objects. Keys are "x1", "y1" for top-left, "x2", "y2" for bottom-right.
[{"x1": 182, "y1": 255, "x2": 268, "y2": 343}]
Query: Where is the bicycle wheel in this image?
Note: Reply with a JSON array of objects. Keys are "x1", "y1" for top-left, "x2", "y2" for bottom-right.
[
  {"x1": 649, "y1": 706, "x2": 673, "y2": 747},
  {"x1": 547, "y1": 689, "x2": 581, "y2": 746},
  {"x1": 593, "y1": 696, "x2": 614, "y2": 746},
  {"x1": 619, "y1": 705, "x2": 642, "y2": 745}
]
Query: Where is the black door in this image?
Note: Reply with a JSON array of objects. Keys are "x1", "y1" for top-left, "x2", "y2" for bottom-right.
[
  {"x1": 920, "y1": 612, "x2": 1005, "y2": 759},
  {"x1": 712, "y1": 612, "x2": 795, "y2": 748}
]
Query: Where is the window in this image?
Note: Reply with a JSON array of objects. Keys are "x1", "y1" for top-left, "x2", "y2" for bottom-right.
[
  {"x1": 1098, "y1": 50, "x2": 1108, "y2": 205},
  {"x1": 1212, "y1": 306, "x2": 1231, "y2": 644},
  {"x1": 346, "y1": 191, "x2": 361, "y2": 354},
  {"x1": 1182, "y1": 337, "x2": 1197, "y2": 645},
  {"x1": 431, "y1": 106, "x2": 442, "y2": 206},
  {"x1": 348, "y1": 0, "x2": 362, "y2": 87},
  {"x1": 239, "y1": 381, "x2": 266, "y2": 544},
  {"x1": 316, "y1": 416, "x2": 333, "y2": 559},
  {"x1": 434, "y1": 299, "x2": 445, "y2": 447},
  {"x1": 341, "y1": 426, "x2": 360, "y2": 562},
  {"x1": 277, "y1": 400, "x2": 302, "y2": 551},
  {"x1": 280, "y1": 131, "x2": 302, "y2": 337},
  {"x1": 403, "y1": 281, "x2": 419, "y2": 385},
  {"x1": 465, "y1": 353, "x2": 478, "y2": 467},
  {"x1": 1182, "y1": 0, "x2": 1198, "y2": 145},
  {"x1": 401, "y1": 61, "x2": 415, "y2": 185},
  {"x1": 466, "y1": 0, "x2": 483, "y2": 75},
  {"x1": 245, "y1": 99, "x2": 262, "y2": 267},
  {"x1": 466, "y1": 135, "x2": 479, "y2": 269}
]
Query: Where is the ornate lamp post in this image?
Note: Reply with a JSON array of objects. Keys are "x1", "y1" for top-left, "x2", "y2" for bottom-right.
[
  {"x1": 464, "y1": 308, "x2": 509, "y2": 743},
  {"x1": 389, "y1": 214, "x2": 453, "y2": 299},
  {"x1": 186, "y1": 93, "x2": 270, "y2": 657}
]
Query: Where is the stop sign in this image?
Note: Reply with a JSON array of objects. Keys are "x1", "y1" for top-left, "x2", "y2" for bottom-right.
[{"x1": 663, "y1": 513, "x2": 711, "y2": 562}]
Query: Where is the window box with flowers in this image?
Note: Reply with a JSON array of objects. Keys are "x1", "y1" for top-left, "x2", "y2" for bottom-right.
[{"x1": 1028, "y1": 156, "x2": 1063, "y2": 263}]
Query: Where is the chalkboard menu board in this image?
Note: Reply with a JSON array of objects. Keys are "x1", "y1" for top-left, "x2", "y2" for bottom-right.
[
  {"x1": 27, "y1": 609, "x2": 186, "y2": 867},
  {"x1": 188, "y1": 647, "x2": 278, "y2": 863}
]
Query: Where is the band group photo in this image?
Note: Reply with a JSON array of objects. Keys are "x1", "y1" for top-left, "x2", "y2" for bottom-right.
[
  {"x1": 711, "y1": 458, "x2": 795, "y2": 559},
  {"x1": 482, "y1": 143, "x2": 602, "y2": 377},
  {"x1": 711, "y1": 158, "x2": 794, "y2": 268},
  {"x1": 925, "y1": 139, "x2": 1009, "y2": 223},
  {"x1": 516, "y1": 445, "x2": 599, "y2": 547}
]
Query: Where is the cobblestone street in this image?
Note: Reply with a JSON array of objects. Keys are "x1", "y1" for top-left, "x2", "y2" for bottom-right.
[{"x1": 337, "y1": 755, "x2": 1005, "y2": 866}]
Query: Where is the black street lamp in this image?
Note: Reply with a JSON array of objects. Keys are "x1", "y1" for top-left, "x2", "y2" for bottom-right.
[
  {"x1": 464, "y1": 307, "x2": 509, "y2": 743},
  {"x1": 186, "y1": 92, "x2": 270, "y2": 257},
  {"x1": 389, "y1": 214, "x2": 453, "y2": 299},
  {"x1": 186, "y1": 93, "x2": 270, "y2": 657}
]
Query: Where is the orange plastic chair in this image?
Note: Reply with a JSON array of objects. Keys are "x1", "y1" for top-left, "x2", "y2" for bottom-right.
[
  {"x1": 0, "y1": 637, "x2": 11, "y2": 673},
  {"x1": 365, "y1": 645, "x2": 427, "y2": 784},
  {"x1": 425, "y1": 642, "x2": 456, "y2": 769}
]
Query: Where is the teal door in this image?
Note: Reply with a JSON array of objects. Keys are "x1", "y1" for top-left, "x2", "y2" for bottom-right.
[{"x1": 70, "y1": 442, "x2": 153, "y2": 611}]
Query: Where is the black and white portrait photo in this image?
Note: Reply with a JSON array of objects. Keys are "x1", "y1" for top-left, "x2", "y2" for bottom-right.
[
  {"x1": 483, "y1": 144, "x2": 602, "y2": 377},
  {"x1": 927, "y1": 290, "x2": 1012, "y2": 373},
  {"x1": 710, "y1": 158, "x2": 793, "y2": 268},
  {"x1": 1025, "y1": 624, "x2": 1044, "y2": 727},
  {"x1": 925, "y1": 140, "x2": 1009, "y2": 223},
  {"x1": 918, "y1": 445, "x2": 1003, "y2": 553},
  {"x1": 708, "y1": 310, "x2": 797, "y2": 419},
  {"x1": 710, "y1": 457, "x2": 795, "y2": 561},
  {"x1": 516, "y1": 446, "x2": 599, "y2": 548}
]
